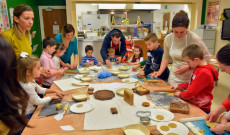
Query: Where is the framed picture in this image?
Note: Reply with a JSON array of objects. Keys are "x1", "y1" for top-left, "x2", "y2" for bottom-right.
[{"x1": 206, "y1": 0, "x2": 220, "y2": 26}]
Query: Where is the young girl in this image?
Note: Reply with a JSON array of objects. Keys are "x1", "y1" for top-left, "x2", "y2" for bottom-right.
[
  {"x1": 18, "y1": 52, "x2": 65, "y2": 119},
  {"x1": 128, "y1": 46, "x2": 143, "y2": 65},
  {"x1": 52, "y1": 43, "x2": 70, "y2": 69}
]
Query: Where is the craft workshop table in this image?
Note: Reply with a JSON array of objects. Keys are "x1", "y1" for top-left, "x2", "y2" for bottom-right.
[{"x1": 21, "y1": 77, "x2": 207, "y2": 135}]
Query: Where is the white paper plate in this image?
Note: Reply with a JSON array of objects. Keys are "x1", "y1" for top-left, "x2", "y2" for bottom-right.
[
  {"x1": 78, "y1": 68, "x2": 90, "y2": 74},
  {"x1": 74, "y1": 74, "x2": 84, "y2": 79},
  {"x1": 122, "y1": 78, "x2": 138, "y2": 83},
  {"x1": 72, "y1": 80, "x2": 89, "y2": 86},
  {"x1": 89, "y1": 66, "x2": 101, "y2": 70},
  {"x1": 70, "y1": 102, "x2": 94, "y2": 113},
  {"x1": 157, "y1": 121, "x2": 189, "y2": 135},
  {"x1": 150, "y1": 109, "x2": 174, "y2": 122},
  {"x1": 118, "y1": 73, "x2": 129, "y2": 78}
]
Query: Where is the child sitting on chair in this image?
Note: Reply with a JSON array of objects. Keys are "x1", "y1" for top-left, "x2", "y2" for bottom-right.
[{"x1": 80, "y1": 45, "x2": 101, "y2": 67}]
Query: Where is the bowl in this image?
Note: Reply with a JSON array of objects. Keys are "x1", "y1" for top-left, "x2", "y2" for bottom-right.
[
  {"x1": 116, "y1": 88, "x2": 132, "y2": 96},
  {"x1": 118, "y1": 73, "x2": 129, "y2": 78},
  {"x1": 80, "y1": 76, "x2": 93, "y2": 82},
  {"x1": 122, "y1": 124, "x2": 150, "y2": 135},
  {"x1": 79, "y1": 68, "x2": 90, "y2": 74},
  {"x1": 111, "y1": 70, "x2": 121, "y2": 75},
  {"x1": 119, "y1": 66, "x2": 130, "y2": 71},
  {"x1": 72, "y1": 93, "x2": 89, "y2": 101}
]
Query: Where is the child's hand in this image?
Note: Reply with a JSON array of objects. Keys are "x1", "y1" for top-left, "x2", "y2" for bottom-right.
[
  {"x1": 116, "y1": 57, "x2": 122, "y2": 63},
  {"x1": 56, "y1": 91, "x2": 65, "y2": 98},
  {"x1": 151, "y1": 72, "x2": 161, "y2": 79},
  {"x1": 137, "y1": 71, "x2": 145, "y2": 76},
  {"x1": 105, "y1": 60, "x2": 112, "y2": 67},
  {"x1": 58, "y1": 69, "x2": 65, "y2": 75},
  {"x1": 128, "y1": 62, "x2": 133, "y2": 65},
  {"x1": 210, "y1": 124, "x2": 225, "y2": 134},
  {"x1": 85, "y1": 62, "x2": 91, "y2": 67},
  {"x1": 173, "y1": 91, "x2": 181, "y2": 97},
  {"x1": 171, "y1": 85, "x2": 179, "y2": 90},
  {"x1": 50, "y1": 95, "x2": 61, "y2": 100},
  {"x1": 97, "y1": 62, "x2": 102, "y2": 66},
  {"x1": 65, "y1": 63, "x2": 71, "y2": 68}
]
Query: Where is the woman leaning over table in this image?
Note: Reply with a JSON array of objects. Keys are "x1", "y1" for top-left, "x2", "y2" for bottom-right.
[
  {"x1": 152, "y1": 10, "x2": 210, "y2": 85},
  {"x1": 2, "y1": 4, "x2": 33, "y2": 57},
  {"x1": 54, "y1": 24, "x2": 78, "y2": 68}
]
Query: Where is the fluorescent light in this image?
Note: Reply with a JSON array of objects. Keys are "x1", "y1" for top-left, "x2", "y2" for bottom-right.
[
  {"x1": 99, "y1": 4, "x2": 126, "y2": 9},
  {"x1": 91, "y1": 4, "x2": 97, "y2": 6},
  {"x1": 133, "y1": 4, "x2": 161, "y2": 9}
]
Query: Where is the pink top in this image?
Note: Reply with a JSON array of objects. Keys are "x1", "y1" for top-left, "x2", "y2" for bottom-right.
[{"x1": 40, "y1": 51, "x2": 57, "y2": 86}]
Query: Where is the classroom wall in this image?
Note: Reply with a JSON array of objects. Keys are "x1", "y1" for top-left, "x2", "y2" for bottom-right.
[{"x1": 36, "y1": 0, "x2": 66, "y2": 6}]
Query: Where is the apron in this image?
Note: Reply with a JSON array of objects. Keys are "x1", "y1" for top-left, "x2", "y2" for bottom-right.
[{"x1": 168, "y1": 35, "x2": 193, "y2": 85}]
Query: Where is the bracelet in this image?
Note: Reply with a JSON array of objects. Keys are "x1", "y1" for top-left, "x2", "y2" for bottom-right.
[{"x1": 224, "y1": 124, "x2": 228, "y2": 133}]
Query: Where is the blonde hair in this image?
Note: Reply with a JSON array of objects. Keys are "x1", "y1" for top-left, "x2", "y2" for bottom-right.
[
  {"x1": 13, "y1": 4, "x2": 33, "y2": 40},
  {"x1": 144, "y1": 33, "x2": 158, "y2": 42},
  {"x1": 61, "y1": 24, "x2": 75, "y2": 41},
  {"x1": 108, "y1": 47, "x2": 115, "y2": 53},
  {"x1": 18, "y1": 55, "x2": 39, "y2": 83}
]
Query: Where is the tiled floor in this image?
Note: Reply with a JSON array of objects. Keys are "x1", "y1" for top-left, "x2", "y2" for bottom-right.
[{"x1": 167, "y1": 64, "x2": 230, "y2": 111}]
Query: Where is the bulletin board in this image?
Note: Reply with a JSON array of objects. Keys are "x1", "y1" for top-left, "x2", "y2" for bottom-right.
[{"x1": 0, "y1": 0, "x2": 9, "y2": 30}]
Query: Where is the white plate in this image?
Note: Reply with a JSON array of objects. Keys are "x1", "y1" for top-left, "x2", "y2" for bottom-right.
[
  {"x1": 74, "y1": 74, "x2": 84, "y2": 79},
  {"x1": 122, "y1": 78, "x2": 138, "y2": 83},
  {"x1": 118, "y1": 73, "x2": 129, "y2": 78},
  {"x1": 70, "y1": 102, "x2": 94, "y2": 113},
  {"x1": 150, "y1": 109, "x2": 174, "y2": 122},
  {"x1": 157, "y1": 121, "x2": 189, "y2": 135},
  {"x1": 78, "y1": 68, "x2": 90, "y2": 74},
  {"x1": 72, "y1": 80, "x2": 89, "y2": 86},
  {"x1": 89, "y1": 66, "x2": 101, "y2": 70}
]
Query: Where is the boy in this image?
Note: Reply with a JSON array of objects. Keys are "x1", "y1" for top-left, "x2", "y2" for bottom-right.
[
  {"x1": 137, "y1": 33, "x2": 169, "y2": 81},
  {"x1": 80, "y1": 45, "x2": 101, "y2": 66},
  {"x1": 107, "y1": 48, "x2": 117, "y2": 62},
  {"x1": 173, "y1": 44, "x2": 218, "y2": 113},
  {"x1": 40, "y1": 37, "x2": 65, "y2": 88}
]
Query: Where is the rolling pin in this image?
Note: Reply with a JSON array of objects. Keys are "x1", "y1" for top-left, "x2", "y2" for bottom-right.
[
  {"x1": 153, "y1": 89, "x2": 176, "y2": 93},
  {"x1": 180, "y1": 116, "x2": 206, "y2": 123}
]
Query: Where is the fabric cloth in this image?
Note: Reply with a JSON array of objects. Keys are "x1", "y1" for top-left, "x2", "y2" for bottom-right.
[
  {"x1": 178, "y1": 64, "x2": 218, "y2": 112},
  {"x1": 40, "y1": 51, "x2": 57, "y2": 86},
  {"x1": 2, "y1": 29, "x2": 32, "y2": 57},
  {"x1": 98, "y1": 71, "x2": 111, "y2": 79},
  {"x1": 139, "y1": 59, "x2": 147, "y2": 67},
  {"x1": 108, "y1": 57, "x2": 117, "y2": 62},
  {"x1": 80, "y1": 56, "x2": 98, "y2": 66},
  {"x1": 163, "y1": 31, "x2": 210, "y2": 85},
  {"x1": 20, "y1": 81, "x2": 51, "y2": 114},
  {"x1": 0, "y1": 120, "x2": 9, "y2": 135},
  {"x1": 100, "y1": 29, "x2": 126, "y2": 61},
  {"x1": 52, "y1": 56, "x2": 60, "y2": 69},
  {"x1": 222, "y1": 98, "x2": 230, "y2": 111},
  {"x1": 144, "y1": 46, "x2": 170, "y2": 81},
  {"x1": 54, "y1": 33, "x2": 78, "y2": 63}
]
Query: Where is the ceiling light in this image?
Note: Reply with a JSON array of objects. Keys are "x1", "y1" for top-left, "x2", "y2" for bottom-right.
[
  {"x1": 99, "y1": 4, "x2": 126, "y2": 9},
  {"x1": 133, "y1": 4, "x2": 161, "y2": 9}
]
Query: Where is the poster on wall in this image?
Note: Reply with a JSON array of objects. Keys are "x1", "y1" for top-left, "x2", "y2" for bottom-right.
[
  {"x1": 0, "y1": 0, "x2": 10, "y2": 30},
  {"x1": 9, "y1": 8, "x2": 13, "y2": 27},
  {"x1": 206, "y1": 0, "x2": 219, "y2": 26}
]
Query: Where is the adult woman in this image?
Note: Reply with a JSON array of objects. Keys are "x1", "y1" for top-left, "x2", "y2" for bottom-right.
[
  {"x1": 54, "y1": 24, "x2": 78, "y2": 68},
  {"x1": 2, "y1": 4, "x2": 34, "y2": 57},
  {"x1": 206, "y1": 44, "x2": 230, "y2": 134},
  {"x1": 0, "y1": 36, "x2": 29, "y2": 134},
  {"x1": 152, "y1": 10, "x2": 210, "y2": 85}
]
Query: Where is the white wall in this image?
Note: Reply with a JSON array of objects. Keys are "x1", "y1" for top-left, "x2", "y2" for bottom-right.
[
  {"x1": 152, "y1": 4, "x2": 191, "y2": 34},
  {"x1": 127, "y1": 10, "x2": 153, "y2": 24}
]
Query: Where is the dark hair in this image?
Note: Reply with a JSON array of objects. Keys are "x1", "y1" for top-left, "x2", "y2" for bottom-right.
[
  {"x1": 182, "y1": 44, "x2": 204, "y2": 60},
  {"x1": 172, "y1": 10, "x2": 190, "y2": 28},
  {"x1": 0, "y1": 36, "x2": 29, "y2": 133},
  {"x1": 111, "y1": 31, "x2": 122, "y2": 38},
  {"x1": 144, "y1": 33, "x2": 158, "y2": 42},
  {"x1": 61, "y1": 24, "x2": 75, "y2": 40},
  {"x1": 217, "y1": 44, "x2": 230, "y2": 66},
  {"x1": 42, "y1": 37, "x2": 56, "y2": 49},
  {"x1": 85, "y1": 45, "x2": 93, "y2": 53},
  {"x1": 52, "y1": 43, "x2": 66, "y2": 56},
  {"x1": 134, "y1": 46, "x2": 143, "y2": 57}
]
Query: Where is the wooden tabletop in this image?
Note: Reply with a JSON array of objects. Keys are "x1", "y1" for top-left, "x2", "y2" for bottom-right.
[{"x1": 22, "y1": 80, "x2": 206, "y2": 135}]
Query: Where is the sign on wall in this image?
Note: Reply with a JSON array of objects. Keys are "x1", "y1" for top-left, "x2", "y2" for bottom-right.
[
  {"x1": 0, "y1": 0, "x2": 9, "y2": 30},
  {"x1": 206, "y1": 0, "x2": 220, "y2": 26}
]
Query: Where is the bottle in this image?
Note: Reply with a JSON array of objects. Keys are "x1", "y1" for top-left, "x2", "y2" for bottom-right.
[{"x1": 137, "y1": 16, "x2": 141, "y2": 25}]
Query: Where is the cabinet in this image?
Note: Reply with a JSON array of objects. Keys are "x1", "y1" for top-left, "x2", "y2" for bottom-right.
[{"x1": 193, "y1": 29, "x2": 216, "y2": 55}]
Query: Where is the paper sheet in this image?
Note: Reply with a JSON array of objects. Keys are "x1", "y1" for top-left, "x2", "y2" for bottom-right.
[
  {"x1": 53, "y1": 78, "x2": 85, "y2": 91},
  {"x1": 60, "y1": 125, "x2": 74, "y2": 131}
]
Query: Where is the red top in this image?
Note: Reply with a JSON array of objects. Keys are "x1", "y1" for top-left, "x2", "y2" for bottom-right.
[
  {"x1": 178, "y1": 64, "x2": 218, "y2": 112},
  {"x1": 222, "y1": 97, "x2": 230, "y2": 111},
  {"x1": 132, "y1": 56, "x2": 140, "y2": 62},
  {"x1": 111, "y1": 41, "x2": 119, "y2": 55}
]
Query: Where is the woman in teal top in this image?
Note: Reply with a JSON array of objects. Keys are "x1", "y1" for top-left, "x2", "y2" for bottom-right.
[{"x1": 54, "y1": 24, "x2": 78, "y2": 68}]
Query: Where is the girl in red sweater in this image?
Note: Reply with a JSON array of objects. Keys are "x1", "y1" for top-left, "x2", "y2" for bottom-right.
[{"x1": 172, "y1": 44, "x2": 218, "y2": 113}]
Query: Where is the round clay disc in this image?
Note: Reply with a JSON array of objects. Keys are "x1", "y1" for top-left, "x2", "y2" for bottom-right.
[
  {"x1": 156, "y1": 115, "x2": 164, "y2": 120},
  {"x1": 94, "y1": 90, "x2": 115, "y2": 100},
  {"x1": 168, "y1": 123, "x2": 177, "y2": 128},
  {"x1": 150, "y1": 129, "x2": 162, "y2": 135},
  {"x1": 160, "y1": 126, "x2": 169, "y2": 131},
  {"x1": 142, "y1": 102, "x2": 150, "y2": 107},
  {"x1": 137, "y1": 74, "x2": 145, "y2": 79}
]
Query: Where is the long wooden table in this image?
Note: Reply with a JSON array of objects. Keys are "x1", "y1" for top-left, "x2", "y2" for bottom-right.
[{"x1": 22, "y1": 79, "x2": 206, "y2": 135}]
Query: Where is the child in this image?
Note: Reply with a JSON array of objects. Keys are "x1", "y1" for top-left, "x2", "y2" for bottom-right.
[
  {"x1": 18, "y1": 52, "x2": 65, "y2": 119},
  {"x1": 137, "y1": 33, "x2": 169, "y2": 81},
  {"x1": 40, "y1": 37, "x2": 65, "y2": 88},
  {"x1": 107, "y1": 47, "x2": 117, "y2": 62},
  {"x1": 80, "y1": 45, "x2": 101, "y2": 66},
  {"x1": 0, "y1": 36, "x2": 29, "y2": 134},
  {"x1": 172, "y1": 44, "x2": 218, "y2": 113},
  {"x1": 128, "y1": 46, "x2": 143, "y2": 65},
  {"x1": 52, "y1": 43, "x2": 70, "y2": 69},
  {"x1": 206, "y1": 44, "x2": 230, "y2": 134}
]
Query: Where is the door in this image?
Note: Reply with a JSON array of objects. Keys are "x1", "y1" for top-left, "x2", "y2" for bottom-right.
[{"x1": 42, "y1": 9, "x2": 67, "y2": 38}]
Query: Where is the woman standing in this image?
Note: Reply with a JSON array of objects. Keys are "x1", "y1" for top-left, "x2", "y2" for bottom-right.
[
  {"x1": 54, "y1": 24, "x2": 78, "y2": 68},
  {"x1": 152, "y1": 10, "x2": 210, "y2": 85},
  {"x1": 2, "y1": 4, "x2": 34, "y2": 57}
]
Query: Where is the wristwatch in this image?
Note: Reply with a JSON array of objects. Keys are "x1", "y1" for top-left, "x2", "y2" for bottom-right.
[{"x1": 224, "y1": 124, "x2": 228, "y2": 133}]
